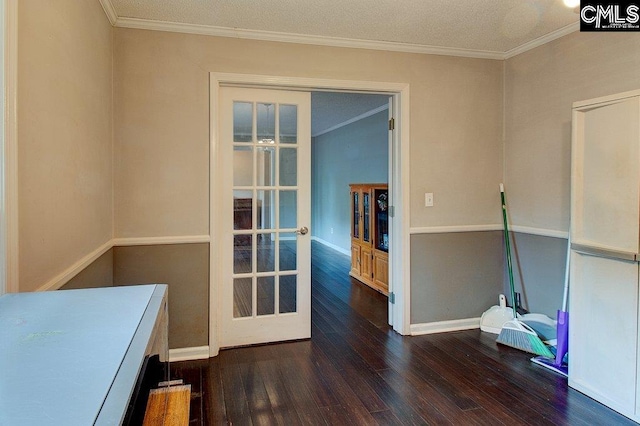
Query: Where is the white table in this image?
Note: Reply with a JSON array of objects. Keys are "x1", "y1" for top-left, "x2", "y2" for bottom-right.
[{"x1": 0, "y1": 284, "x2": 168, "y2": 425}]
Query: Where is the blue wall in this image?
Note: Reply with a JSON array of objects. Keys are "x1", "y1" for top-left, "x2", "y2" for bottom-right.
[{"x1": 311, "y1": 109, "x2": 389, "y2": 253}]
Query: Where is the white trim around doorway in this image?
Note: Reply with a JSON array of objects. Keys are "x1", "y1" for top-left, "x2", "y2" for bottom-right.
[
  {"x1": 209, "y1": 73, "x2": 411, "y2": 357},
  {"x1": 2, "y1": 0, "x2": 18, "y2": 294}
]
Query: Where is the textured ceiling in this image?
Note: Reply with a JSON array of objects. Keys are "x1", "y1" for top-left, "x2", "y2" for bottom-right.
[{"x1": 109, "y1": 0, "x2": 578, "y2": 54}]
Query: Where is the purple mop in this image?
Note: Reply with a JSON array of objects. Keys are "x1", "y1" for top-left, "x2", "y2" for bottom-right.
[{"x1": 531, "y1": 238, "x2": 570, "y2": 377}]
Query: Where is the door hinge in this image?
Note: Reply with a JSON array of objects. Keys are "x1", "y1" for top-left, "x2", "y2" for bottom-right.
[
  {"x1": 389, "y1": 292, "x2": 395, "y2": 304},
  {"x1": 389, "y1": 117, "x2": 395, "y2": 131},
  {"x1": 389, "y1": 205, "x2": 395, "y2": 217}
]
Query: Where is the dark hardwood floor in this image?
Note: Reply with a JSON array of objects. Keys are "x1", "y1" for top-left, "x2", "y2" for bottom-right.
[{"x1": 171, "y1": 241, "x2": 634, "y2": 425}]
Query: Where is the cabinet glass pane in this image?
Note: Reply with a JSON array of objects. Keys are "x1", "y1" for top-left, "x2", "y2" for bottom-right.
[
  {"x1": 363, "y1": 192, "x2": 370, "y2": 243},
  {"x1": 279, "y1": 148, "x2": 297, "y2": 186},
  {"x1": 256, "y1": 147, "x2": 275, "y2": 186},
  {"x1": 233, "y1": 102, "x2": 253, "y2": 143},
  {"x1": 280, "y1": 104, "x2": 297, "y2": 144},
  {"x1": 279, "y1": 275, "x2": 297, "y2": 314},
  {"x1": 279, "y1": 191, "x2": 297, "y2": 229},
  {"x1": 234, "y1": 146, "x2": 253, "y2": 186},
  {"x1": 279, "y1": 233, "x2": 297, "y2": 271},
  {"x1": 257, "y1": 276, "x2": 275, "y2": 316},
  {"x1": 233, "y1": 235, "x2": 252, "y2": 274},
  {"x1": 233, "y1": 278, "x2": 252, "y2": 318},
  {"x1": 352, "y1": 191, "x2": 359, "y2": 239},
  {"x1": 375, "y1": 189, "x2": 389, "y2": 252},
  {"x1": 257, "y1": 103, "x2": 276, "y2": 144}
]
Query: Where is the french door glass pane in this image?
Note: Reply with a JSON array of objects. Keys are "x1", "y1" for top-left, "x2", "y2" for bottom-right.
[
  {"x1": 233, "y1": 235, "x2": 252, "y2": 274},
  {"x1": 256, "y1": 147, "x2": 275, "y2": 186},
  {"x1": 233, "y1": 102, "x2": 253, "y2": 143},
  {"x1": 279, "y1": 190, "x2": 297, "y2": 229},
  {"x1": 279, "y1": 233, "x2": 297, "y2": 271},
  {"x1": 233, "y1": 278, "x2": 252, "y2": 318},
  {"x1": 279, "y1": 275, "x2": 297, "y2": 314},
  {"x1": 257, "y1": 233, "x2": 275, "y2": 273},
  {"x1": 256, "y1": 190, "x2": 275, "y2": 230},
  {"x1": 233, "y1": 191, "x2": 252, "y2": 230},
  {"x1": 280, "y1": 104, "x2": 297, "y2": 144},
  {"x1": 257, "y1": 103, "x2": 276, "y2": 143},
  {"x1": 257, "y1": 276, "x2": 275, "y2": 316},
  {"x1": 279, "y1": 148, "x2": 297, "y2": 186},
  {"x1": 233, "y1": 146, "x2": 253, "y2": 186}
]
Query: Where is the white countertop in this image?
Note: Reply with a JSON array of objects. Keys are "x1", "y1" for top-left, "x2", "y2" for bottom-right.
[{"x1": 0, "y1": 285, "x2": 160, "y2": 425}]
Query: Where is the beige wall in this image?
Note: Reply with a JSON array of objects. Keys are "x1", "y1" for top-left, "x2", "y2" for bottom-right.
[
  {"x1": 18, "y1": 0, "x2": 113, "y2": 291},
  {"x1": 113, "y1": 29, "x2": 504, "y2": 236},
  {"x1": 505, "y1": 32, "x2": 640, "y2": 232}
]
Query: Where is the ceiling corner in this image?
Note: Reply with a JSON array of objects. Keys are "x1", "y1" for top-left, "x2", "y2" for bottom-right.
[
  {"x1": 503, "y1": 22, "x2": 579, "y2": 60},
  {"x1": 98, "y1": 0, "x2": 118, "y2": 26}
]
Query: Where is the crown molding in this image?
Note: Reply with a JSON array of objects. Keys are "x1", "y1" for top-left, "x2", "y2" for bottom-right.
[
  {"x1": 98, "y1": 0, "x2": 117, "y2": 26},
  {"x1": 107, "y1": 11, "x2": 576, "y2": 61},
  {"x1": 115, "y1": 17, "x2": 506, "y2": 60},
  {"x1": 313, "y1": 104, "x2": 389, "y2": 137},
  {"x1": 504, "y1": 22, "x2": 579, "y2": 59}
]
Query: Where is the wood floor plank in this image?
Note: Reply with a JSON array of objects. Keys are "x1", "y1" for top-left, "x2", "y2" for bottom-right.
[
  {"x1": 219, "y1": 364, "x2": 252, "y2": 425},
  {"x1": 172, "y1": 241, "x2": 634, "y2": 425}
]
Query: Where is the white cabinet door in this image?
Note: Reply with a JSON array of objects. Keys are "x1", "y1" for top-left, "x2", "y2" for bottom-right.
[
  {"x1": 569, "y1": 251, "x2": 638, "y2": 418},
  {"x1": 572, "y1": 95, "x2": 640, "y2": 254}
]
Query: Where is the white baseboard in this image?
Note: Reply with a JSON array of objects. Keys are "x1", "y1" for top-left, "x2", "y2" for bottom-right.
[
  {"x1": 311, "y1": 236, "x2": 350, "y2": 256},
  {"x1": 169, "y1": 346, "x2": 210, "y2": 362},
  {"x1": 410, "y1": 317, "x2": 480, "y2": 336}
]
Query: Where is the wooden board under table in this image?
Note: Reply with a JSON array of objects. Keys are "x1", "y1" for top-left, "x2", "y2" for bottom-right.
[{"x1": 143, "y1": 385, "x2": 191, "y2": 426}]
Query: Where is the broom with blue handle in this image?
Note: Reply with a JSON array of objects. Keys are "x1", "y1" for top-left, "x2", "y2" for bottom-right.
[{"x1": 496, "y1": 184, "x2": 554, "y2": 358}]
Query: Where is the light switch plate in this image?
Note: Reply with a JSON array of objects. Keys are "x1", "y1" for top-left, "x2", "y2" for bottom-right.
[{"x1": 425, "y1": 192, "x2": 434, "y2": 207}]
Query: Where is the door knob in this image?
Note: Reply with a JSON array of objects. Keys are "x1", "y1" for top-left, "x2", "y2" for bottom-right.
[{"x1": 296, "y1": 226, "x2": 309, "y2": 235}]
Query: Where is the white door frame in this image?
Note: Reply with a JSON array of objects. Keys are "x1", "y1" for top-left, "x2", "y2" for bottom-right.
[
  {"x1": 209, "y1": 73, "x2": 411, "y2": 357},
  {"x1": 1, "y1": 0, "x2": 18, "y2": 295}
]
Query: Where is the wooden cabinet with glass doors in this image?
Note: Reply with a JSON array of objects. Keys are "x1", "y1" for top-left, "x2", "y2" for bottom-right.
[{"x1": 349, "y1": 184, "x2": 389, "y2": 295}]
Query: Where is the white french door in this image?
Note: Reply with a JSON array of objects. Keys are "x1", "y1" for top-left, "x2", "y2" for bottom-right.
[{"x1": 219, "y1": 87, "x2": 311, "y2": 348}]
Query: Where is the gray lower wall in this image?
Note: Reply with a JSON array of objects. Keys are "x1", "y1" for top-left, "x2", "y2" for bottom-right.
[
  {"x1": 61, "y1": 243, "x2": 209, "y2": 350},
  {"x1": 508, "y1": 232, "x2": 568, "y2": 318},
  {"x1": 62, "y1": 249, "x2": 114, "y2": 290},
  {"x1": 311, "y1": 109, "x2": 389, "y2": 252},
  {"x1": 410, "y1": 231, "x2": 504, "y2": 324},
  {"x1": 113, "y1": 244, "x2": 209, "y2": 350}
]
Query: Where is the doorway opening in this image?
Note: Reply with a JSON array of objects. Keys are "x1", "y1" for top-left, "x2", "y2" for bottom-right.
[{"x1": 310, "y1": 92, "x2": 391, "y2": 318}]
